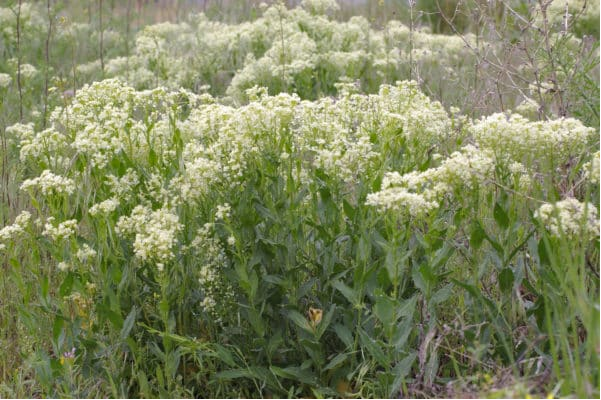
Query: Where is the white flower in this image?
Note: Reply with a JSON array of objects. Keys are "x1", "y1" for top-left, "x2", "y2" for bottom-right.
[
  {"x1": 535, "y1": 198, "x2": 599, "y2": 238},
  {"x1": 0, "y1": 210, "x2": 32, "y2": 243},
  {"x1": 19, "y1": 63, "x2": 38, "y2": 80},
  {"x1": 20, "y1": 170, "x2": 75, "y2": 196},
  {"x1": 366, "y1": 187, "x2": 439, "y2": 216},
  {"x1": 43, "y1": 218, "x2": 78, "y2": 241},
  {"x1": 215, "y1": 203, "x2": 232, "y2": 220},
  {"x1": 471, "y1": 113, "x2": 594, "y2": 167},
  {"x1": 366, "y1": 145, "x2": 495, "y2": 217},
  {"x1": 301, "y1": 0, "x2": 340, "y2": 14},
  {"x1": 89, "y1": 198, "x2": 119, "y2": 216},
  {"x1": 227, "y1": 236, "x2": 236, "y2": 246},
  {"x1": 117, "y1": 205, "x2": 182, "y2": 263},
  {"x1": 58, "y1": 261, "x2": 71, "y2": 272},
  {"x1": 0, "y1": 73, "x2": 11, "y2": 88},
  {"x1": 76, "y1": 244, "x2": 97, "y2": 263},
  {"x1": 583, "y1": 151, "x2": 599, "y2": 184}
]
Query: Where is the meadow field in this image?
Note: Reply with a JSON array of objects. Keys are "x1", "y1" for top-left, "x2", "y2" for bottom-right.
[{"x1": 0, "y1": 0, "x2": 599, "y2": 397}]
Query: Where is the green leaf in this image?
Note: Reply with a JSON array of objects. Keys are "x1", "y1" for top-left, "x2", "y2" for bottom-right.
[
  {"x1": 397, "y1": 295, "x2": 417, "y2": 319},
  {"x1": 332, "y1": 280, "x2": 359, "y2": 306},
  {"x1": 246, "y1": 308, "x2": 265, "y2": 337},
  {"x1": 493, "y1": 202, "x2": 510, "y2": 230},
  {"x1": 52, "y1": 316, "x2": 65, "y2": 351},
  {"x1": 334, "y1": 323, "x2": 354, "y2": 349},
  {"x1": 343, "y1": 199, "x2": 356, "y2": 220},
  {"x1": 392, "y1": 318, "x2": 413, "y2": 351},
  {"x1": 419, "y1": 263, "x2": 437, "y2": 286},
  {"x1": 270, "y1": 366, "x2": 317, "y2": 385},
  {"x1": 137, "y1": 370, "x2": 151, "y2": 398},
  {"x1": 215, "y1": 369, "x2": 255, "y2": 380},
  {"x1": 148, "y1": 148, "x2": 158, "y2": 166},
  {"x1": 286, "y1": 309, "x2": 313, "y2": 334},
  {"x1": 451, "y1": 279, "x2": 496, "y2": 313},
  {"x1": 470, "y1": 222, "x2": 486, "y2": 250},
  {"x1": 315, "y1": 305, "x2": 335, "y2": 340},
  {"x1": 411, "y1": 265, "x2": 426, "y2": 294},
  {"x1": 374, "y1": 294, "x2": 396, "y2": 327},
  {"x1": 120, "y1": 307, "x2": 137, "y2": 341},
  {"x1": 358, "y1": 329, "x2": 388, "y2": 367},
  {"x1": 59, "y1": 273, "x2": 74, "y2": 297},
  {"x1": 431, "y1": 244, "x2": 455, "y2": 269},
  {"x1": 537, "y1": 238, "x2": 551, "y2": 266},
  {"x1": 499, "y1": 268, "x2": 514, "y2": 294},
  {"x1": 99, "y1": 305, "x2": 123, "y2": 331},
  {"x1": 299, "y1": 339, "x2": 324, "y2": 366},
  {"x1": 263, "y1": 274, "x2": 285, "y2": 286},
  {"x1": 430, "y1": 283, "x2": 454, "y2": 305},
  {"x1": 390, "y1": 352, "x2": 416, "y2": 395},
  {"x1": 324, "y1": 353, "x2": 348, "y2": 371}
]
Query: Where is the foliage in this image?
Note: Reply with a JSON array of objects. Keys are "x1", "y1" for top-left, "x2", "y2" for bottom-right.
[{"x1": 0, "y1": 0, "x2": 599, "y2": 398}]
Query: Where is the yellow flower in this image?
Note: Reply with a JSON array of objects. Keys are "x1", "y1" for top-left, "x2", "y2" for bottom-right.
[{"x1": 308, "y1": 307, "x2": 323, "y2": 327}]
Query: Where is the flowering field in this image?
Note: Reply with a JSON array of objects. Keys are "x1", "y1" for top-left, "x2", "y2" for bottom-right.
[{"x1": 0, "y1": 0, "x2": 599, "y2": 398}]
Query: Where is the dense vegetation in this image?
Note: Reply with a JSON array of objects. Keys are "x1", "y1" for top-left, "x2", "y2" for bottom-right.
[{"x1": 0, "y1": 0, "x2": 599, "y2": 397}]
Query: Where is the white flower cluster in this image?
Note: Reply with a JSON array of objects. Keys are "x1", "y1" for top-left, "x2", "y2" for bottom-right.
[
  {"x1": 38, "y1": 80, "x2": 197, "y2": 170},
  {"x1": 92, "y1": 1, "x2": 479, "y2": 102},
  {"x1": 514, "y1": 97, "x2": 540, "y2": 120},
  {"x1": 376, "y1": 82, "x2": 452, "y2": 149},
  {"x1": 0, "y1": 3, "x2": 45, "y2": 40},
  {"x1": 583, "y1": 151, "x2": 600, "y2": 184},
  {"x1": 57, "y1": 261, "x2": 71, "y2": 272},
  {"x1": 43, "y1": 218, "x2": 78, "y2": 241},
  {"x1": 292, "y1": 81, "x2": 450, "y2": 184},
  {"x1": 89, "y1": 198, "x2": 119, "y2": 217},
  {"x1": 535, "y1": 198, "x2": 600, "y2": 238},
  {"x1": 18, "y1": 127, "x2": 70, "y2": 163},
  {"x1": 13, "y1": 79, "x2": 455, "y2": 225},
  {"x1": 117, "y1": 206, "x2": 182, "y2": 263},
  {"x1": 6, "y1": 123, "x2": 34, "y2": 145},
  {"x1": 294, "y1": 96, "x2": 378, "y2": 184},
  {"x1": 535, "y1": 0, "x2": 599, "y2": 35},
  {"x1": 20, "y1": 170, "x2": 75, "y2": 196},
  {"x1": 0, "y1": 73, "x2": 11, "y2": 89},
  {"x1": 76, "y1": 244, "x2": 97, "y2": 264},
  {"x1": 0, "y1": 211, "x2": 32, "y2": 251},
  {"x1": 190, "y1": 223, "x2": 234, "y2": 320},
  {"x1": 301, "y1": 0, "x2": 340, "y2": 15},
  {"x1": 19, "y1": 63, "x2": 38, "y2": 80},
  {"x1": 366, "y1": 145, "x2": 495, "y2": 217},
  {"x1": 215, "y1": 203, "x2": 232, "y2": 220},
  {"x1": 470, "y1": 113, "x2": 594, "y2": 167},
  {"x1": 106, "y1": 169, "x2": 140, "y2": 202}
]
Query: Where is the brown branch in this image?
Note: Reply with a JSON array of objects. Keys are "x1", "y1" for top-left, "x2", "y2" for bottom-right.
[
  {"x1": 43, "y1": 0, "x2": 54, "y2": 128},
  {"x1": 99, "y1": 0, "x2": 105, "y2": 79},
  {"x1": 16, "y1": 0, "x2": 23, "y2": 122}
]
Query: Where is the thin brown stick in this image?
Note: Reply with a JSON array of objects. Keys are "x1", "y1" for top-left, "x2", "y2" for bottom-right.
[
  {"x1": 43, "y1": 0, "x2": 54, "y2": 128},
  {"x1": 99, "y1": 0, "x2": 105, "y2": 79},
  {"x1": 126, "y1": 0, "x2": 132, "y2": 81},
  {"x1": 538, "y1": 0, "x2": 566, "y2": 116},
  {"x1": 16, "y1": 0, "x2": 23, "y2": 122}
]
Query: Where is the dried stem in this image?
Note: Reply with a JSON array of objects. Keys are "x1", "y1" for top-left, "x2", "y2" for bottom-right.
[
  {"x1": 16, "y1": 0, "x2": 23, "y2": 122},
  {"x1": 126, "y1": 0, "x2": 132, "y2": 80},
  {"x1": 408, "y1": 0, "x2": 415, "y2": 82},
  {"x1": 43, "y1": 0, "x2": 54, "y2": 128},
  {"x1": 538, "y1": 0, "x2": 566, "y2": 116},
  {"x1": 99, "y1": 0, "x2": 105, "y2": 79}
]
